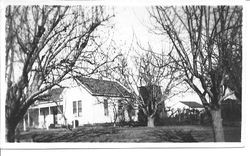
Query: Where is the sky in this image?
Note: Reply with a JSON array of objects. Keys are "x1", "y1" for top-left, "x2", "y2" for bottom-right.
[
  {"x1": 110, "y1": 7, "x2": 203, "y2": 106},
  {"x1": 113, "y1": 7, "x2": 169, "y2": 56},
  {"x1": 2, "y1": 5, "x2": 240, "y2": 107}
]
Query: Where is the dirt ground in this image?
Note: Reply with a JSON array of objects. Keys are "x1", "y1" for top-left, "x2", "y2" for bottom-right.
[{"x1": 18, "y1": 125, "x2": 241, "y2": 142}]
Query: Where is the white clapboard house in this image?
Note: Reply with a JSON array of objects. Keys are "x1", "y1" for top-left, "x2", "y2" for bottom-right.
[{"x1": 26, "y1": 77, "x2": 135, "y2": 129}]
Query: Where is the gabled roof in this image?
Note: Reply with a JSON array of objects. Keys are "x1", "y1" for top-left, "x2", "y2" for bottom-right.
[
  {"x1": 180, "y1": 101, "x2": 204, "y2": 109},
  {"x1": 75, "y1": 76, "x2": 132, "y2": 98}
]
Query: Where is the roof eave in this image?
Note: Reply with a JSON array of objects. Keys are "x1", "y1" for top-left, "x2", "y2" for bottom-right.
[{"x1": 92, "y1": 93, "x2": 132, "y2": 98}]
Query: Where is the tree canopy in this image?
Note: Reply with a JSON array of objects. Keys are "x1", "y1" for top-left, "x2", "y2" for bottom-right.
[{"x1": 5, "y1": 5, "x2": 116, "y2": 142}]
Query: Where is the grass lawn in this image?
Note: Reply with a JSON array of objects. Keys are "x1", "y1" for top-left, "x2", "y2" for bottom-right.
[{"x1": 18, "y1": 125, "x2": 241, "y2": 142}]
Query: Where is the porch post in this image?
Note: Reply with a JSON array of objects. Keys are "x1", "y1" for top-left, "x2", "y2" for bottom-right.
[
  {"x1": 73, "y1": 120, "x2": 75, "y2": 129},
  {"x1": 27, "y1": 109, "x2": 30, "y2": 127},
  {"x1": 38, "y1": 108, "x2": 40, "y2": 128},
  {"x1": 47, "y1": 107, "x2": 51, "y2": 130},
  {"x1": 23, "y1": 115, "x2": 26, "y2": 131}
]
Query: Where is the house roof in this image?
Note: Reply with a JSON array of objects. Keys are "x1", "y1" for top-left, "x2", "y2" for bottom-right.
[
  {"x1": 75, "y1": 76, "x2": 132, "y2": 98},
  {"x1": 180, "y1": 101, "x2": 204, "y2": 109}
]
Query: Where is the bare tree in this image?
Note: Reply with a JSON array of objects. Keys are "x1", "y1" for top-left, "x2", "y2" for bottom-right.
[
  {"x1": 5, "y1": 5, "x2": 115, "y2": 142},
  {"x1": 150, "y1": 6, "x2": 242, "y2": 141},
  {"x1": 103, "y1": 43, "x2": 184, "y2": 127},
  {"x1": 137, "y1": 45, "x2": 186, "y2": 127}
]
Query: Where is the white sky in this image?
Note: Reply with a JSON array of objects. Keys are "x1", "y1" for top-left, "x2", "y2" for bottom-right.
[
  {"x1": 1, "y1": 4, "x2": 243, "y2": 107},
  {"x1": 111, "y1": 7, "x2": 203, "y2": 106},
  {"x1": 113, "y1": 7, "x2": 169, "y2": 54}
]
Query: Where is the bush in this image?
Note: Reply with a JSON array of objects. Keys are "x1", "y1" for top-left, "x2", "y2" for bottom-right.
[{"x1": 221, "y1": 99, "x2": 241, "y2": 122}]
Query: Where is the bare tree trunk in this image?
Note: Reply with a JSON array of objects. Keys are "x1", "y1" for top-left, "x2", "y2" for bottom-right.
[
  {"x1": 6, "y1": 128, "x2": 15, "y2": 142},
  {"x1": 6, "y1": 97, "x2": 33, "y2": 142},
  {"x1": 6, "y1": 120, "x2": 18, "y2": 142},
  {"x1": 210, "y1": 109, "x2": 225, "y2": 142},
  {"x1": 147, "y1": 116, "x2": 155, "y2": 127}
]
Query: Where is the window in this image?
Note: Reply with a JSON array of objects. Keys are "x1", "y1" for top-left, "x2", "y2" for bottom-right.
[
  {"x1": 40, "y1": 107, "x2": 49, "y2": 116},
  {"x1": 50, "y1": 106, "x2": 58, "y2": 114},
  {"x1": 73, "y1": 101, "x2": 77, "y2": 114},
  {"x1": 73, "y1": 100, "x2": 82, "y2": 117},
  {"x1": 78, "y1": 100, "x2": 82, "y2": 117},
  {"x1": 104, "y1": 99, "x2": 109, "y2": 116}
]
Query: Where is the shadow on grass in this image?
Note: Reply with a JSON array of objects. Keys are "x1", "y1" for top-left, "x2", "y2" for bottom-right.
[
  {"x1": 19, "y1": 125, "x2": 241, "y2": 142},
  {"x1": 30, "y1": 127, "x2": 120, "y2": 142},
  {"x1": 147, "y1": 130, "x2": 197, "y2": 142}
]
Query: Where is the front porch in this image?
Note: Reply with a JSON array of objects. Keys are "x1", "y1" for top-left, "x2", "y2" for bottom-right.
[{"x1": 22, "y1": 104, "x2": 64, "y2": 131}]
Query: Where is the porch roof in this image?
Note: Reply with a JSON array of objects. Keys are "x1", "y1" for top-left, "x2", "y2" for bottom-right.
[{"x1": 37, "y1": 87, "x2": 65, "y2": 103}]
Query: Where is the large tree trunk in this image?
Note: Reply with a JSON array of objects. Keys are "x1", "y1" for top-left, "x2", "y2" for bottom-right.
[
  {"x1": 6, "y1": 110, "x2": 27, "y2": 142},
  {"x1": 210, "y1": 109, "x2": 225, "y2": 142},
  {"x1": 6, "y1": 88, "x2": 35, "y2": 142},
  {"x1": 6, "y1": 120, "x2": 18, "y2": 142},
  {"x1": 6, "y1": 127, "x2": 15, "y2": 142},
  {"x1": 147, "y1": 116, "x2": 155, "y2": 127},
  {"x1": 6, "y1": 101, "x2": 31, "y2": 142}
]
